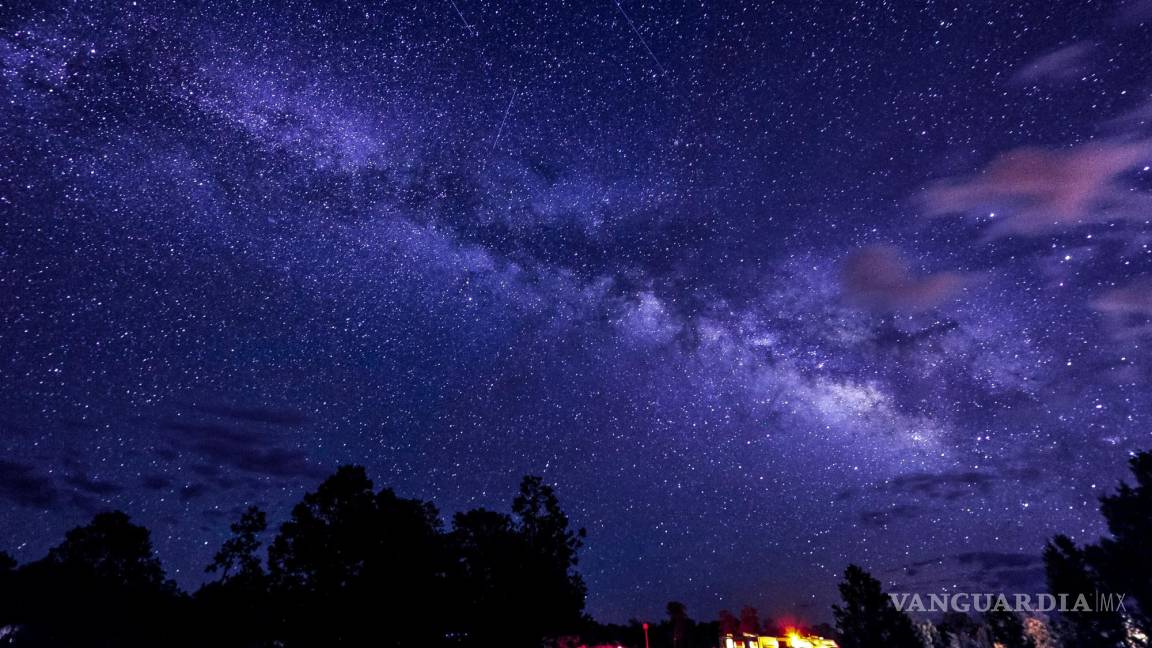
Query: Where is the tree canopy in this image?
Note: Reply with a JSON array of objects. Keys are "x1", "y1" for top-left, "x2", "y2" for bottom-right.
[
  {"x1": 833, "y1": 564, "x2": 922, "y2": 648},
  {"x1": 0, "y1": 468, "x2": 587, "y2": 648}
]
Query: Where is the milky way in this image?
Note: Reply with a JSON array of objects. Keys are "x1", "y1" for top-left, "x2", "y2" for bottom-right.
[{"x1": 3, "y1": 0, "x2": 1152, "y2": 624}]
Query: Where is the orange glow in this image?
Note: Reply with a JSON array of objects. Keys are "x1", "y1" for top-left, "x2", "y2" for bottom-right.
[
  {"x1": 721, "y1": 629, "x2": 836, "y2": 648},
  {"x1": 786, "y1": 632, "x2": 814, "y2": 648}
]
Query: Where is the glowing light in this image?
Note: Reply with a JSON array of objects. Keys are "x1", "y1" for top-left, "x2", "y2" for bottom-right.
[
  {"x1": 787, "y1": 632, "x2": 814, "y2": 648},
  {"x1": 721, "y1": 631, "x2": 836, "y2": 648}
]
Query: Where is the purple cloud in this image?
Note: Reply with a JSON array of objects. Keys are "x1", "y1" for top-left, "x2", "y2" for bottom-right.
[
  {"x1": 923, "y1": 140, "x2": 1152, "y2": 237},
  {"x1": 1094, "y1": 280, "x2": 1152, "y2": 339},
  {"x1": 841, "y1": 245, "x2": 972, "y2": 312}
]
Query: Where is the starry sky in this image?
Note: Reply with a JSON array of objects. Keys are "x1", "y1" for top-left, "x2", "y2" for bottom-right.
[{"x1": 3, "y1": 0, "x2": 1152, "y2": 625}]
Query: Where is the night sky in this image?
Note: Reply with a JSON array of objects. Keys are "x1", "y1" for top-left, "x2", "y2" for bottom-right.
[{"x1": 3, "y1": 0, "x2": 1152, "y2": 625}]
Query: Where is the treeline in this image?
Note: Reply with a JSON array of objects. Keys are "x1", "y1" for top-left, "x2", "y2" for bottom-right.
[
  {"x1": 1, "y1": 451, "x2": 1149, "y2": 648},
  {"x1": 829, "y1": 449, "x2": 1152, "y2": 648},
  {"x1": 0, "y1": 467, "x2": 587, "y2": 647}
]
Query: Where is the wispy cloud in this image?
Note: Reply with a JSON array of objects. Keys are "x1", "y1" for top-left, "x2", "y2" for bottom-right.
[
  {"x1": 841, "y1": 245, "x2": 973, "y2": 312},
  {"x1": 161, "y1": 419, "x2": 324, "y2": 480},
  {"x1": 0, "y1": 460, "x2": 59, "y2": 508},
  {"x1": 1093, "y1": 280, "x2": 1152, "y2": 339},
  {"x1": 923, "y1": 140, "x2": 1152, "y2": 237},
  {"x1": 1010, "y1": 43, "x2": 1093, "y2": 85}
]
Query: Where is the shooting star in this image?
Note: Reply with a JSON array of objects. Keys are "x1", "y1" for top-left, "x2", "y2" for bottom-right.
[
  {"x1": 447, "y1": 0, "x2": 477, "y2": 36},
  {"x1": 611, "y1": 0, "x2": 667, "y2": 77},
  {"x1": 490, "y1": 88, "x2": 517, "y2": 153}
]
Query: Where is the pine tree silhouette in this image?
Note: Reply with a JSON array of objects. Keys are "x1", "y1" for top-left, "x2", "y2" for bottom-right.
[
  {"x1": 1096, "y1": 450, "x2": 1152, "y2": 639},
  {"x1": 1043, "y1": 535, "x2": 1127, "y2": 648},
  {"x1": 832, "y1": 564, "x2": 921, "y2": 648}
]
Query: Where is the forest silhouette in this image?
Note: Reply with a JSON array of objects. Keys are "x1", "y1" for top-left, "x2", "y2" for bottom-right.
[
  {"x1": 1, "y1": 450, "x2": 1150, "y2": 647},
  {"x1": 0, "y1": 468, "x2": 585, "y2": 647}
]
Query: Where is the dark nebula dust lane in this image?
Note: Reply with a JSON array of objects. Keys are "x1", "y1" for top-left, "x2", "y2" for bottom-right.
[{"x1": 3, "y1": 0, "x2": 1152, "y2": 623}]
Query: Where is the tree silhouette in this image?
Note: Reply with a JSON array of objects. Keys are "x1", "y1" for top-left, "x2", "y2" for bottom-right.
[
  {"x1": 266, "y1": 465, "x2": 447, "y2": 647},
  {"x1": 45, "y1": 510, "x2": 169, "y2": 588},
  {"x1": 268, "y1": 465, "x2": 379, "y2": 596},
  {"x1": 1043, "y1": 534, "x2": 1128, "y2": 648},
  {"x1": 1095, "y1": 450, "x2": 1152, "y2": 639},
  {"x1": 0, "y1": 550, "x2": 16, "y2": 639},
  {"x1": 509, "y1": 475, "x2": 588, "y2": 643},
  {"x1": 513, "y1": 475, "x2": 586, "y2": 577},
  {"x1": 0, "y1": 469, "x2": 595, "y2": 647},
  {"x1": 450, "y1": 476, "x2": 587, "y2": 647},
  {"x1": 196, "y1": 506, "x2": 272, "y2": 647},
  {"x1": 5, "y1": 511, "x2": 183, "y2": 647},
  {"x1": 450, "y1": 507, "x2": 524, "y2": 645},
  {"x1": 207, "y1": 506, "x2": 267, "y2": 583},
  {"x1": 667, "y1": 601, "x2": 689, "y2": 648},
  {"x1": 832, "y1": 564, "x2": 921, "y2": 648}
]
